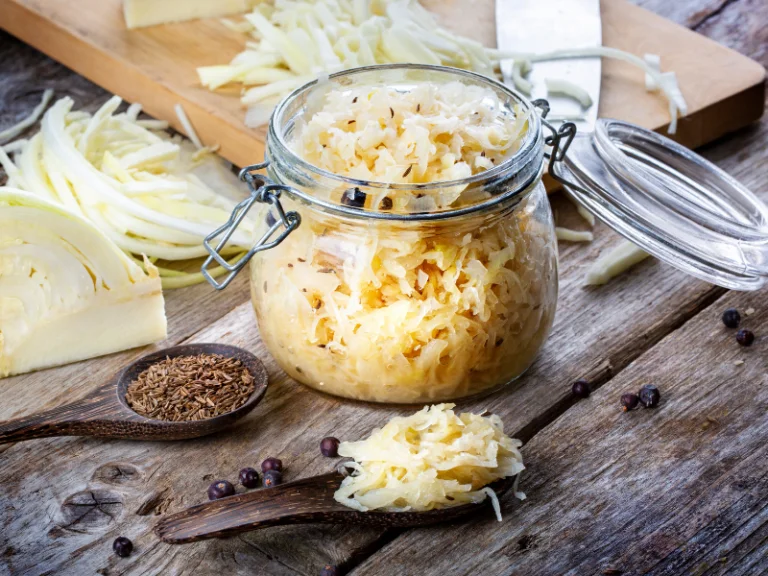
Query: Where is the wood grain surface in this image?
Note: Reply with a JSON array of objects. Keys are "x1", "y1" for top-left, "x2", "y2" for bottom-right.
[
  {"x1": 353, "y1": 289, "x2": 768, "y2": 576},
  {"x1": 0, "y1": 0, "x2": 764, "y2": 168},
  {"x1": 0, "y1": 0, "x2": 767, "y2": 575}
]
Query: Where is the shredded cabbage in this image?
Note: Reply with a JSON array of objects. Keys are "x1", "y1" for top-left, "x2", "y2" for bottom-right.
[
  {"x1": 334, "y1": 404, "x2": 525, "y2": 520},
  {"x1": 555, "y1": 227, "x2": 593, "y2": 242},
  {"x1": 199, "y1": 0, "x2": 687, "y2": 132},
  {"x1": 0, "y1": 89, "x2": 53, "y2": 144},
  {"x1": 0, "y1": 96, "x2": 254, "y2": 288},
  {"x1": 0, "y1": 187, "x2": 167, "y2": 377},
  {"x1": 584, "y1": 240, "x2": 650, "y2": 285}
]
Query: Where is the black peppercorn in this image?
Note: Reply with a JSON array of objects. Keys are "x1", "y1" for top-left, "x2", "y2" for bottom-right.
[
  {"x1": 261, "y1": 457, "x2": 283, "y2": 473},
  {"x1": 736, "y1": 329, "x2": 755, "y2": 347},
  {"x1": 620, "y1": 393, "x2": 640, "y2": 411},
  {"x1": 379, "y1": 196, "x2": 393, "y2": 210},
  {"x1": 263, "y1": 469, "x2": 283, "y2": 488},
  {"x1": 341, "y1": 187, "x2": 367, "y2": 208},
  {"x1": 113, "y1": 537, "x2": 133, "y2": 558},
  {"x1": 207, "y1": 480, "x2": 235, "y2": 500},
  {"x1": 571, "y1": 379, "x2": 590, "y2": 399},
  {"x1": 721, "y1": 308, "x2": 741, "y2": 328},
  {"x1": 320, "y1": 437, "x2": 340, "y2": 457},
  {"x1": 320, "y1": 565, "x2": 340, "y2": 576},
  {"x1": 638, "y1": 385, "x2": 661, "y2": 408},
  {"x1": 239, "y1": 467, "x2": 260, "y2": 489}
]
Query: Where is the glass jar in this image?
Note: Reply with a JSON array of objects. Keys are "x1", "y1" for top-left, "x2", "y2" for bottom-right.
[
  {"x1": 204, "y1": 63, "x2": 768, "y2": 403},
  {"x1": 207, "y1": 65, "x2": 558, "y2": 403}
]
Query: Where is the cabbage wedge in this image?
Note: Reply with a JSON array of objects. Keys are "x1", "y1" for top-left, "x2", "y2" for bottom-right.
[{"x1": 0, "y1": 187, "x2": 167, "y2": 378}]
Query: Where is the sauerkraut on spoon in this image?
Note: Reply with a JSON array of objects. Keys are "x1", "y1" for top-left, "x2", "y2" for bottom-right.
[{"x1": 334, "y1": 404, "x2": 525, "y2": 521}]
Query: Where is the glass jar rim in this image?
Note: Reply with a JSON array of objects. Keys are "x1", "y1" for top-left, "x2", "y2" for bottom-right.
[{"x1": 267, "y1": 64, "x2": 544, "y2": 221}]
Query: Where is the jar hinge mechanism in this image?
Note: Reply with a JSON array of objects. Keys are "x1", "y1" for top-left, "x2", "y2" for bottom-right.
[
  {"x1": 202, "y1": 161, "x2": 301, "y2": 290},
  {"x1": 532, "y1": 99, "x2": 580, "y2": 191}
]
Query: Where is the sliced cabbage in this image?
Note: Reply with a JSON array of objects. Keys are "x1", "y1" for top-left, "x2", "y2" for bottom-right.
[
  {"x1": 334, "y1": 404, "x2": 525, "y2": 521},
  {"x1": 0, "y1": 89, "x2": 53, "y2": 144},
  {"x1": 555, "y1": 227, "x2": 593, "y2": 242},
  {"x1": 0, "y1": 187, "x2": 167, "y2": 378},
  {"x1": 584, "y1": 240, "x2": 650, "y2": 285},
  {"x1": 199, "y1": 0, "x2": 687, "y2": 132},
  {"x1": 0, "y1": 96, "x2": 255, "y2": 288}
]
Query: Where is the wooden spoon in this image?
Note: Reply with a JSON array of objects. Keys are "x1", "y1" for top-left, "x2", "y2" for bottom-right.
[
  {"x1": 155, "y1": 472, "x2": 515, "y2": 543},
  {"x1": 0, "y1": 344, "x2": 268, "y2": 444}
]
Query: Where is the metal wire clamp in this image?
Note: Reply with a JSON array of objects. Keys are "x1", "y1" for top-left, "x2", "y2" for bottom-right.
[
  {"x1": 201, "y1": 161, "x2": 301, "y2": 290},
  {"x1": 532, "y1": 98, "x2": 578, "y2": 189}
]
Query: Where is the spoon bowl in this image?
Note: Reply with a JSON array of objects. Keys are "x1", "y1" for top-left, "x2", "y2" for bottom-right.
[
  {"x1": 0, "y1": 344, "x2": 268, "y2": 444},
  {"x1": 155, "y1": 472, "x2": 516, "y2": 543}
]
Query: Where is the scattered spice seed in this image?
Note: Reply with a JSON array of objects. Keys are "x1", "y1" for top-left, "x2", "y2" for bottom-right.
[
  {"x1": 621, "y1": 393, "x2": 639, "y2": 411},
  {"x1": 298, "y1": 258, "x2": 306, "y2": 263},
  {"x1": 320, "y1": 437, "x2": 340, "y2": 457},
  {"x1": 402, "y1": 165, "x2": 412, "y2": 177},
  {"x1": 480, "y1": 150, "x2": 486, "y2": 157},
  {"x1": 571, "y1": 379, "x2": 590, "y2": 399},
  {"x1": 736, "y1": 329, "x2": 755, "y2": 346},
  {"x1": 261, "y1": 457, "x2": 283, "y2": 472},
  {"x1": 390, "y1": 107, "x2": 395, "y2": 118},
  {"x1": 638, "y1": 385, "x2": 661, "y2": 408},
  {"x1": 263, "y1": 469, "x2": 283, "y2": 487},
  {"x1": 379, "y1": 197, "x2": 393, "y2": 210},
  {"x1": 341, "y1": 187, "x2": 366, "y2": 208},
  {"x1": 352, "y1": 96, "x2": 358, "y2": 104},
  {"x1": 208, "y1": 480, "x2": 235, "y2": 500},
  {"x1": 722, "y1": 308, "x2": 741, "y2": 328},
  {"x1": 347, "y1": 119, "x2": 356, "y2": 125},
  {"x1": 416, "y1": 103, "x2": 420, "y2": 112},
  {"x1": 125, "y1": 354, "x2": 255, "y2": 422},
  {"x1": 113, "y1": 537, "x2": 133, "y2": 558},
  {"x1": 239, "y1": 468, "x2": 260, "y2": 489}
]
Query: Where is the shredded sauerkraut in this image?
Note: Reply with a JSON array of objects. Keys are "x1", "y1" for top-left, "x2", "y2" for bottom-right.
[
  {"x1": 294, "y1": 82, "x2": 529, "y2": 210},
  {"x1": 252, "y1": 81, "x2": 557, "y2": 403},
  {"x1": 333, "y1": 404, "x2": 525, "y2": 521}
]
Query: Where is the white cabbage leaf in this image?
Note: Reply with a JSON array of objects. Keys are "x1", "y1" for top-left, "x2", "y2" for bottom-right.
[{"x1": 0, "y1": 187, "x2": 167, "y2": 378}]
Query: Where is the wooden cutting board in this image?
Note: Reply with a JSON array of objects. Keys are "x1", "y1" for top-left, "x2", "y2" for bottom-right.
[{"x1": 0, "y1": 0, "x2": 764, "y2": 169}]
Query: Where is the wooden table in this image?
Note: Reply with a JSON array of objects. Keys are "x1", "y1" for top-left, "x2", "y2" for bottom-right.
[{"x1": 1, "y1": 1, "x2": 766, "y2": 574}]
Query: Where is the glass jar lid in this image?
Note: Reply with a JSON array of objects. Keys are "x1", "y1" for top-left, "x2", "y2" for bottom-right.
[{"x1": 549, "y1": 117, "x2": 768, "y2": 290}]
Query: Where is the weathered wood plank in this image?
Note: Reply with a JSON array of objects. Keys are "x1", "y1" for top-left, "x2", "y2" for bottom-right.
[
  {"x1": 1, "y1": 0, "x2": 767, "y2": 573},
  {"x1": 633, "y1": 0, "x2": 731, "y2": 28},
  {"x1": 350, "y1": 290, "x2": 768, "y2": 576},
  {"x1": 2, "y1": 198, "x2": 762, "y2": 576}
]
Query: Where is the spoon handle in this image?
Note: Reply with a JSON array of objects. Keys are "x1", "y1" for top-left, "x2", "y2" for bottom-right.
[
  {"x1": 0, "y1": 391, "x2": 112, "y2": 444},
  {"x1": 155, "y1": 473, "x2": 350, "y2": 543}
]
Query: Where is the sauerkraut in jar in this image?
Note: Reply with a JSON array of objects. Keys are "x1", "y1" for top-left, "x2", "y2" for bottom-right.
[{"x1": 228, "y1": 65, "x2": 556, "y2": 403}]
